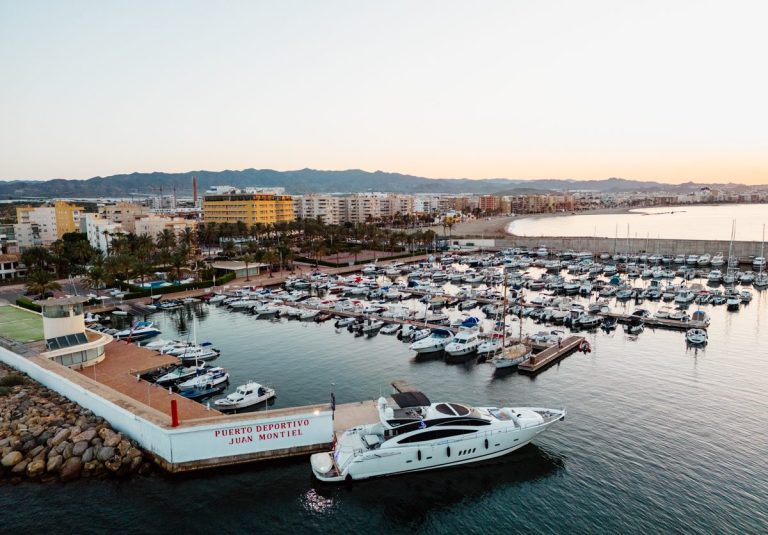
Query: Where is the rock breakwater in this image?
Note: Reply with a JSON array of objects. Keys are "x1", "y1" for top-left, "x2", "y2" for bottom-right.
[{"x1": 0, "y1": 363, "x2": 152, "y2": 484}]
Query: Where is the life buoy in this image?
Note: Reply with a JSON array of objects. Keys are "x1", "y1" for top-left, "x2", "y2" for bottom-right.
[{"x1": 579, "y1": 340, "x2": 591, "y2": 354}]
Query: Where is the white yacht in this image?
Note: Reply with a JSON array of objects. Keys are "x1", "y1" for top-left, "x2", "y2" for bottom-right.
[
  {"x1": 213, "y1": 381, "x2": 275, "y2": 411},
  {"x1": 444, "y1": 329, "x2": 482, "y2": 357},
  {"x1": 409, "y1": 329, "x2": 454, "y2": 355},
  {"x1": 710, "y1": 253, "x2": 725, "y2": 267},
  {"x1": 310, "y1": 392, "x2": 565, "y2": 482}
]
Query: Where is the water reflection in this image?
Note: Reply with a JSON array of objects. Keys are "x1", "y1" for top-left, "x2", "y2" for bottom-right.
[{"x1": 310, "y1": 444, "x2": 565, "y2": 529}]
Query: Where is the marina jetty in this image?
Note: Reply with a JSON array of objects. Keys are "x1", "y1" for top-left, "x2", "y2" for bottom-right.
[
  {"x1": 497, "y1": 235, "x2": 762, "y2": 263},
  {"x1": 0, "y1": 362, "x2": 150, "y2": 483}
]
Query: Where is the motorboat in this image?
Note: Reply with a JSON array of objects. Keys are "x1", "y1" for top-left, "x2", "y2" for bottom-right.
[
  {"x1": 379, "y1": 323, "x2": 401, "y2": 335},
  {"x1": 669, "y1": 309, "x2": 689, "y2": 322},
  {"x1": 707, "y1": 270, "x2": 723, "y2": 283},
  {"x1": 154, "y1": 364, "x2": 209, "y2": 386},
  {"x1": 177, "y1": 367, "x2": 229, "y2": 390},
  {"x1": 179, "y1": 383, "x2": 227, "y2": 400},
  {"x1": 310, "y1": 392, "x2": 566, "y2": 482},
  {"x1": 674, "y1": 289, "x2": 695, "y2": 305},
  {"x1": 477, "y1": 333, "x2": 504, "y2": 355},
  {"x1": 113, "y1": 321, "x2": 161, "y2": 341},
  {"x1": 691, "y1": 310, "x2": 710, "y2": 325},
  {"x1": 208, "y1": 294, "x2": 227, "y2": 304},
  {"x1": 492, "y1": 343, "x2": 531, "y2": 369},
  {"x1": 739, "y1": 290, "x2": 753, "y2": 303},
  {"x1": 178, "y1": 346, "x2": 221, "y2": 364},
  {"x1": 299, "y1": 309, "x2": 320, "y2": 321},
  {"x1": 444, "y1": 329, "x2": 482, "y2": 357},
  {"x1": 360, "y1": 319, "x2": 385, "y2": 334},
  {"x1": 654, "y1": 306, "x2": 673, "y2": 319},
  {"x1": 576, "y1": 314, "x2": 601, "y2": 329},
  {"x1": 697, "y1": 254, "x2": 711, "y2": 266},
  {"x1": 686, "y1": 328, "x2": 708, "y2": 345},
  {"x1": 409, "y1": 329, "x2": 454, "y2": 354},
  {"x1": 213, "y1": 381, "x2": 275, "y2": 411}
]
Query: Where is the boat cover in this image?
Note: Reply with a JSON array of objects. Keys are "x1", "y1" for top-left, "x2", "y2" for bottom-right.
[{"x1": 392, "y1": 391, "x2": 431, "y2": 408}]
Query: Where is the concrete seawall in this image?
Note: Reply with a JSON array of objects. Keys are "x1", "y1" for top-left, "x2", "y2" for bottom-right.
[{"x1": 495, "y1": 235, "x2": 764, "y2": 260}]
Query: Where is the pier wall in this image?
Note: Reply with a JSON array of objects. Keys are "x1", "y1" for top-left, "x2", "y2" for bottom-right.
[
  {"x1": 0, "y1": 347, "x2": 333, "y2": 471},
  {"x1": 496, "y1": 236, "x2": 763, "y2": 259}
]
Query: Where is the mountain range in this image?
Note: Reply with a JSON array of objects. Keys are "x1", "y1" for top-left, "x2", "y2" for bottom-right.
[{"x1": 0, "y1": 168, "x2": 750, "y2": 199}]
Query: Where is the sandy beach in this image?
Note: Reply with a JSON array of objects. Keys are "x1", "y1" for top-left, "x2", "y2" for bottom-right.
[{"x1": 417, "y1": 207, "x2": 634, "y2": 238}]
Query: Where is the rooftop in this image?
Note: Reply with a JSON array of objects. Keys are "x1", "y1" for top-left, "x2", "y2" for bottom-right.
[{"x1": 34, "y1": 296, "x2": 89, "y2": 306}]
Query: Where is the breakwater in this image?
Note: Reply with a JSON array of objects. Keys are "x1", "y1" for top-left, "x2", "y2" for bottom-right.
[
  {"x1": 0, "y1": 363, "x2": 151, "y2": 483},
  {"x1": 497, "y1": 235, "x2": 763, "y2": 260}
]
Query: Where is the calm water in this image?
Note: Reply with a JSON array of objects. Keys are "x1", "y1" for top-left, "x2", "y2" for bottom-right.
[
  {"x1": 508, "y1": 204, "x2": 768, "y2": 242},
  {"x1": 3, "y1": 271, "x2": 768, "y2": 534}
]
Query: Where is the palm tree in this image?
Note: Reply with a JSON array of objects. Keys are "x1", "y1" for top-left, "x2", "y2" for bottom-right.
[
  {"x1": 263, "y1": 249, "x2": 279, "y2": 278},
  {"x1": 157, "y1": 228, "x2": 177, "y2": 253},
  {"x1": 83, "y1": 263, "x2": 107, "y2": 296},
  {"x1": 25, "y1": 269, "x2": 62, "y2": 298},
  {"x1": 222, "y1": 240, "x2": 236, "y2": 258},
  {"x1": 241, "y1": 253, "x2": 255, "y2": 281}
]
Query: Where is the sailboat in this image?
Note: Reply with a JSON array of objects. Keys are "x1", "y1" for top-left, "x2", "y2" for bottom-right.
[
  {"x1": 754, "y1": 224, "x2": 768, "y2": 290},
  {"x1": 723, "y1": 221, "x2": 737, "y2": 286},
  {"x1": 492, "y1": 271, "x2": 531, "y2": 370}
]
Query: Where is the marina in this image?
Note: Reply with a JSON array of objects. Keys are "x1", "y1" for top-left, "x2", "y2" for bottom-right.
[{"x1": 2, "y1": 236, "x2": 768, "y2": 531}]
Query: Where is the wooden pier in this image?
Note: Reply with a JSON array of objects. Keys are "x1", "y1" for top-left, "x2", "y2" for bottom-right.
[{"x1": 518, "y1": 335, "x2": 585, "y2": 374}]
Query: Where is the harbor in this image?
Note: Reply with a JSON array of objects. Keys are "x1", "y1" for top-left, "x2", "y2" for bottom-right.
[{"x1": 1, "y1": 237, "x2": 767, "y2": 531}]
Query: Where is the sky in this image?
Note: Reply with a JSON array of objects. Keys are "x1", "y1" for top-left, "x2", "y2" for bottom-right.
[{"x1": 1, "y1": 1, "x2": 767, "y2": 184}]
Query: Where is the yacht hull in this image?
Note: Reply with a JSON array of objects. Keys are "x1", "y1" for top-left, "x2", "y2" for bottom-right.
[{"x1": 312, "y1": 412, "x2": 564, "y2": 482}]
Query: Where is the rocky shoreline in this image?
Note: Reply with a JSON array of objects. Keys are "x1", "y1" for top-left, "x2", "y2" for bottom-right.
[{"x1": 0, "y1": 363, "x2": 152, "y2": 484}]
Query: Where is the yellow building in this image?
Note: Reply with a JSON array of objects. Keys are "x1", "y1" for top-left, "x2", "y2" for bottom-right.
[
  {"x1": 203, "y1": 191, "x2": 294, "y2": 225},
  {"x1": 16, "y1": 201, "x2": 85, "y2": 243}
]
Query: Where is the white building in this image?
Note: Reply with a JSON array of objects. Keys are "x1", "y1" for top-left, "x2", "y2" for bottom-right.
[
  {"x1": 293, "y1": 195, "x2": 343, "y2": 225},
  {"x1": 12, "y1": 223, "x2": 44, "y2": 249},
  {"x1": 135, "y1": 215, "x2": 197, "y2": 240},
  {"x1": 85, "y1": 214, "x2": 124, "y2": 254}
]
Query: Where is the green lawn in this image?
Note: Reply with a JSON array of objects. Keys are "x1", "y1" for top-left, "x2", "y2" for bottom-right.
[{"x1": 0, "y1": 305, "x2": 44, "y2": 343}]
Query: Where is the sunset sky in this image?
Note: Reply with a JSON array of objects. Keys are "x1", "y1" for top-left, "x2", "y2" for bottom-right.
[{"x1": 1, "y1": 1, "x2": 766, "y2": 184}]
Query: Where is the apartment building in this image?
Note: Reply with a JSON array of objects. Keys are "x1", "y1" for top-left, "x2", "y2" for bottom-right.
[
  {"x1": 135, "y1": 215, "x2": 198, "y2": 240},
  {"x1": 293, "y1": 194, "x2": 342, "y2": 225},
  {"x1": 203, "y1": 188, "x2": 294, "y2": 225},
  {"x1": 84, "y1": 214, "x2": 124, "y2": 254},
  {"x1": 99, "y1": 202, "x2": 150, "y2": 233},
  {"x1": 15, "y1": 201, "x2": 84, "y2": 245}
]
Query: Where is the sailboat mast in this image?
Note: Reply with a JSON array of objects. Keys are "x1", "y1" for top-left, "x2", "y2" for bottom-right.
[{"x1": 502, "y1": 270, "x2": 508, "y2": 347}]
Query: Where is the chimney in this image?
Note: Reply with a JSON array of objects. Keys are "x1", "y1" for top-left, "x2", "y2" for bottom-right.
[{"x1": 192, "y1": 175, "x2": 198, "y2": 206}]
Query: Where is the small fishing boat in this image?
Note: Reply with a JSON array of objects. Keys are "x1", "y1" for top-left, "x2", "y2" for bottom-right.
[{"x1": 213, "y1": 381, "x2": 275, "y2": 411}]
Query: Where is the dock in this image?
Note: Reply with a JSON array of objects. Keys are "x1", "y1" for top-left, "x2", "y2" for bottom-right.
[{"x1": 518, "y1": 335, "x2": 585, "y2": 374}]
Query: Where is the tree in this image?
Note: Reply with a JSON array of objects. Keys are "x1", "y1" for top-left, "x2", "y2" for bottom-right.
[
  {"x1": 222, "y1": 240, "x2": 236, "y2": 258},
  {"x1": 21, "y1": 246, "x2": 52, "y2": 271},
  {"x1": 25, "y1": 269, "x2": 62, "y2": 298},
  {"x1": 157, "y1": 228, "x2": 177, "y2": 253},
  {"x1": 241, "y1": 253, "x2": 255, "y2": 281},
  {"x1": 83, "y1": 264, "x2": 107, "y2": 296},
  {"x1": 262, "y1": 249, "x2": 277, "y2": 278}
]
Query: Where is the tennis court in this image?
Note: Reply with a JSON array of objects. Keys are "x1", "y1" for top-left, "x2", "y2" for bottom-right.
[{"x1": 0, "y1": 305, "x2": 44, "y2": 343}]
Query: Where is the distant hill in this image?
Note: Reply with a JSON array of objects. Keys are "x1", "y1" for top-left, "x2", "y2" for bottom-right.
[{"x1": 0, "y1": 168, "x2": 750, "y2": 199}]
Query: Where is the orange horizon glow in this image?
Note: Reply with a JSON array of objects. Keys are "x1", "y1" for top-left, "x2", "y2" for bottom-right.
[{"x1": 1, "y1": 1, "x2": 767, "y2": 185}]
